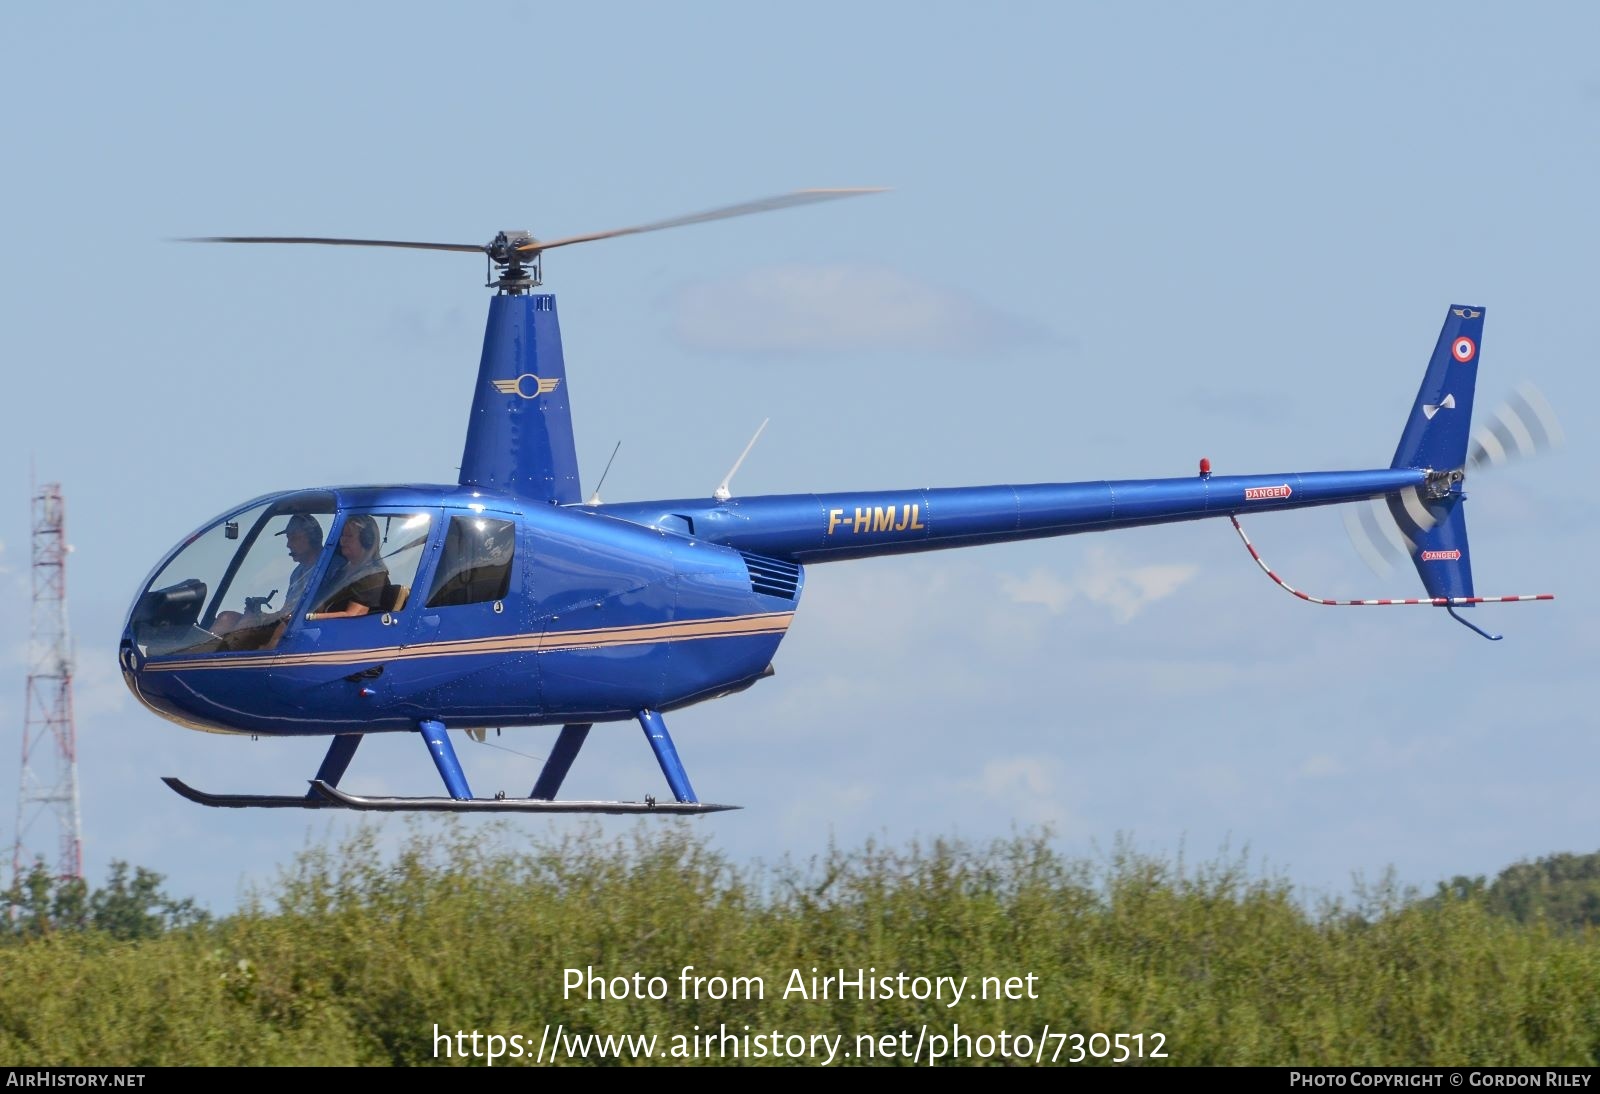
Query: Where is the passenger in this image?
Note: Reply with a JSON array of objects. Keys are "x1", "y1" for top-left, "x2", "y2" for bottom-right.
[{"x1": 307, "y1": 514, "x2": 388, "y2": 621}]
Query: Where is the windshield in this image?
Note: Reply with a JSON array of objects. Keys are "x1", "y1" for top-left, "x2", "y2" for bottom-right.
[{"x1": 129, "y1": 493, "x2": 336, "y2": 657}]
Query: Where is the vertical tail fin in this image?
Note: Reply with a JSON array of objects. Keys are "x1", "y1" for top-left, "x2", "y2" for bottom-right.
[
  {"x1": 1391, "y1": 305, "x2": 1484, "y2": 472},
  {"x1": 1388, "y1": 305, "x2": 1485, "y2": 602}
]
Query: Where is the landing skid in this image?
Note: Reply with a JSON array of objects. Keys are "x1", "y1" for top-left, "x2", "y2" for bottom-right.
[
  {"x1": 164, "y1": 709, "x2": 736, "y2": 814},
  {"x1": 163, "y1": 776, "x2": 336, "y2": 809},
  {"x1": 163, "y1": 776, "x2": 736, "y2": 814},
  {"x1": 309, "y1": 781, "x2": 737, "y2": 814}
]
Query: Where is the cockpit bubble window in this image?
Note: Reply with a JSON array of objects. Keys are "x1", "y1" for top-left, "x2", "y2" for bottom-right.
[
  {"x1": 309, "y1": 512, "x2": 431, "y2": 620},
  {"x1": 130, "y1": 495, "x2": 336, "y2": 657},
  {"x1": 426, "y1": 516, "x2": 516, "y2": 608}
]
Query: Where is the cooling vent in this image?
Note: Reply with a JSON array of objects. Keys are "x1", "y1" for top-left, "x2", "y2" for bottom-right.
[{"x1": 740, "y1": 551, "x2": 801, "y2": 600}]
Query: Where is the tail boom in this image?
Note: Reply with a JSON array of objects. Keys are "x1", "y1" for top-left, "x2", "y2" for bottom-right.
[{"x1": 600, "y1": 468, "x2": 1426, "y2": 564}]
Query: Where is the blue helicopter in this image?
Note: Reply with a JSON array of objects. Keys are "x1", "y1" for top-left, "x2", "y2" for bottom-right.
[{"x1": 121, "y1": 190, "x2": 1553, "y2": 814}]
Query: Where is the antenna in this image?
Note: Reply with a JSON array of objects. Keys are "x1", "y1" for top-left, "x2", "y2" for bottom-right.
[
  {"x1": 714, "y1": 419, "x2": 769, "y2": 503},
  {"x1": 586, "y1": 441, "x2": 622, "y2": 506},
  {"x1": 12, "y1": 480, "x2": 83, "y2": 898}
]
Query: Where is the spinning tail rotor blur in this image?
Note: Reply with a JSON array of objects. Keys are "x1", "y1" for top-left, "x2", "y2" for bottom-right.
[{"x1": 1342, "y1": 382, "x2": 1563, "y2": 577}]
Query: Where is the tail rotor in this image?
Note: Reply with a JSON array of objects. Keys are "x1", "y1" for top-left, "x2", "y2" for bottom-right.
[
  {"x1": 1344, "y1": 381, "x2": 1563, "y2": 577},
  {"x1": 1467, "y1": 381, "x2": 1564, "y2": 470},
  {"x1": 1235, "y1": 306, "x2": 1553, "y2": 641}
]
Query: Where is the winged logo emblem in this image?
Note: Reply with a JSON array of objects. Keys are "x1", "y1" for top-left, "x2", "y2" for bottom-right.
[{"x1": 492, "y1": 374, "x2": 562, "y2": 399}]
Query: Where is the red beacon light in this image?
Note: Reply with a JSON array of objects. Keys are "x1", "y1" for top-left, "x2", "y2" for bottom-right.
[{"x1": 1199, "y1": 457, "x2": 1212, "y2": 480}]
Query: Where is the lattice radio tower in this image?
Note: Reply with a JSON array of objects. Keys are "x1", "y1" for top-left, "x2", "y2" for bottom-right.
[{"x1": 11, "y1": 481, "x2": 82, "y2": 886}]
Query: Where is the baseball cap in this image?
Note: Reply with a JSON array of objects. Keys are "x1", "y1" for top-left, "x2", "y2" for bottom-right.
[{"x1": 275, "y1": 513, "x2": 323, "y2": 537}]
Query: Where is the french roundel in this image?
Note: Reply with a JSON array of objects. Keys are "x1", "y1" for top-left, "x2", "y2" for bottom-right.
[{"x1": 1452, "y1": 336, "x2": 1476, "y2": 363}]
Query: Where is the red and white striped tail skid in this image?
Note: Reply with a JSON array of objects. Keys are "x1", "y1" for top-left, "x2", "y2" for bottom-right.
[{"x1": 1229, "y1": 516, "x2": 1554, "y2": 607}]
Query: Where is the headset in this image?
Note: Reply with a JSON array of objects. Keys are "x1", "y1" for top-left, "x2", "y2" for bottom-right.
[{"x1": 347, "y1": 514, "x2": 379, "y2": 552}]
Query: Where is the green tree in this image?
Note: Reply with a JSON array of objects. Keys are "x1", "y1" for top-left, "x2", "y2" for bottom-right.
[
  {"x1": 3, "y1": 859, "x2": 207, "y2": 940},
  {"x1": 1483, "y1": 852, "x2": 1600, "y2": 932},
  {"x1": 88, "y1": 861, "x2": 208, "y2": 939},
  {"x1": 3, "y1": 860, "x2": 88, "y2": 938}
]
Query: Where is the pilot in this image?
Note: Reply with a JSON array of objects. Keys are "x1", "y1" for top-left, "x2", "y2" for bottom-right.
[
  {"x1": 306, "y1": 514, "x2": 388, "y2": 621},
  {"x1": 277, "y1": 513, "x2": 325, "y2": 614},
  {"x1": 211, "y1": 512, "x2": 327, "y2": 646}
]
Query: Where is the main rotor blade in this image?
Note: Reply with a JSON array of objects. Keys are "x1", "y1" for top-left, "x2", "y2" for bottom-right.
[
  {"x1": 516, "y1": 187, "x2": 889, "y2": 254},
  {"x1": 180, "y1": 235, "x2": 487, "y2": 254}
]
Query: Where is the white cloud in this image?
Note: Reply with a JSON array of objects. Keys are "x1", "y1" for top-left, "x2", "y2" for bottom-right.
[
  {"x1": 976, "y1": 755, "x2": 1055, "y2": 799},
  {"x1": 73, "y1": 645, "x2": 137, "y2": 721},
  {"x1": 671, "y1": 264, "x2": 1038, "y2": 354},
  {"x1": 999, "y1": 546, "x2": 1199, "y2": 623},
  {"x1": 962, "y1": 755, "x2": 1075, "y2": 830},
  {"x1": 1298, "y1": 754, "x2": 1346, "y2": 778},
  {"x1": 778, "y1": 781, "x2": 878, "y2": 844}
]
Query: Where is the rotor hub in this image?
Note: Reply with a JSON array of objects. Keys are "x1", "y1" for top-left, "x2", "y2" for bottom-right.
[
  {"x1": 1424, "y1": 467, "x2": 1465, "y2": 498},
  {"x1": 486, "y1": 230, "x2": 535, "y2": 265},
  {"x1": 485, "y1": 231, "x2": 541, "y2": 293}
]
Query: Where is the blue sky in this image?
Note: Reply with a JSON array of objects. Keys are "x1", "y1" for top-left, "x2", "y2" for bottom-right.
[{"x1": 0, "y1": 2, "x2": 1593, "y2": 915}]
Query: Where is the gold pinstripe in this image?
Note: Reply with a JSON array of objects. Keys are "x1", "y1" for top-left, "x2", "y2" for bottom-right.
[{"x1": 142, "y1": 611, "x2": 795, "y2": 673}]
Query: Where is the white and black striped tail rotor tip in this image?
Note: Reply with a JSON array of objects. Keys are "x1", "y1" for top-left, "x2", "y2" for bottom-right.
[
  {"x1": 1468, "y1": 381, "x2": 1564, "y2": 470},
  {"x1": 1342, "y1": 498, "x2": 1410, "y2": 577},
  {"x1": 1342, "y1": 489, "x2": 1433, "y2": 578},
  {"x1": 1343, "y1": 381, "x2": 1562, "y2": 579}
]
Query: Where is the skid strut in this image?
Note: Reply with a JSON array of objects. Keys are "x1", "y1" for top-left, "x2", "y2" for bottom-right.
[
  {"x1": 161, "y1": 733, "x2": 364, "y2": 808},
  {"x1": 531, "y1": 723, "x2": 592, "y2": 800},
  {"x1": 638, "y1": 708, "x2": 698, "y2": 804},
  {"x1": 165, "y1": 711, "x2": 739, "y2": 813}
]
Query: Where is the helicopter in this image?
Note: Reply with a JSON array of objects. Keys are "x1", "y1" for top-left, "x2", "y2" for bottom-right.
[{"x1": 121, "y1": 189, "x2": 1555, "y2": 814}]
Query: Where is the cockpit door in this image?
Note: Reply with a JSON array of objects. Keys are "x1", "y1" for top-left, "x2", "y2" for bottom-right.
[
  {"x1": 263, "y1": 510, "x2": 439, "y2": 723},
  {"x1": 403, "y1": 511, "x2": 535, "y2": 721}
]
